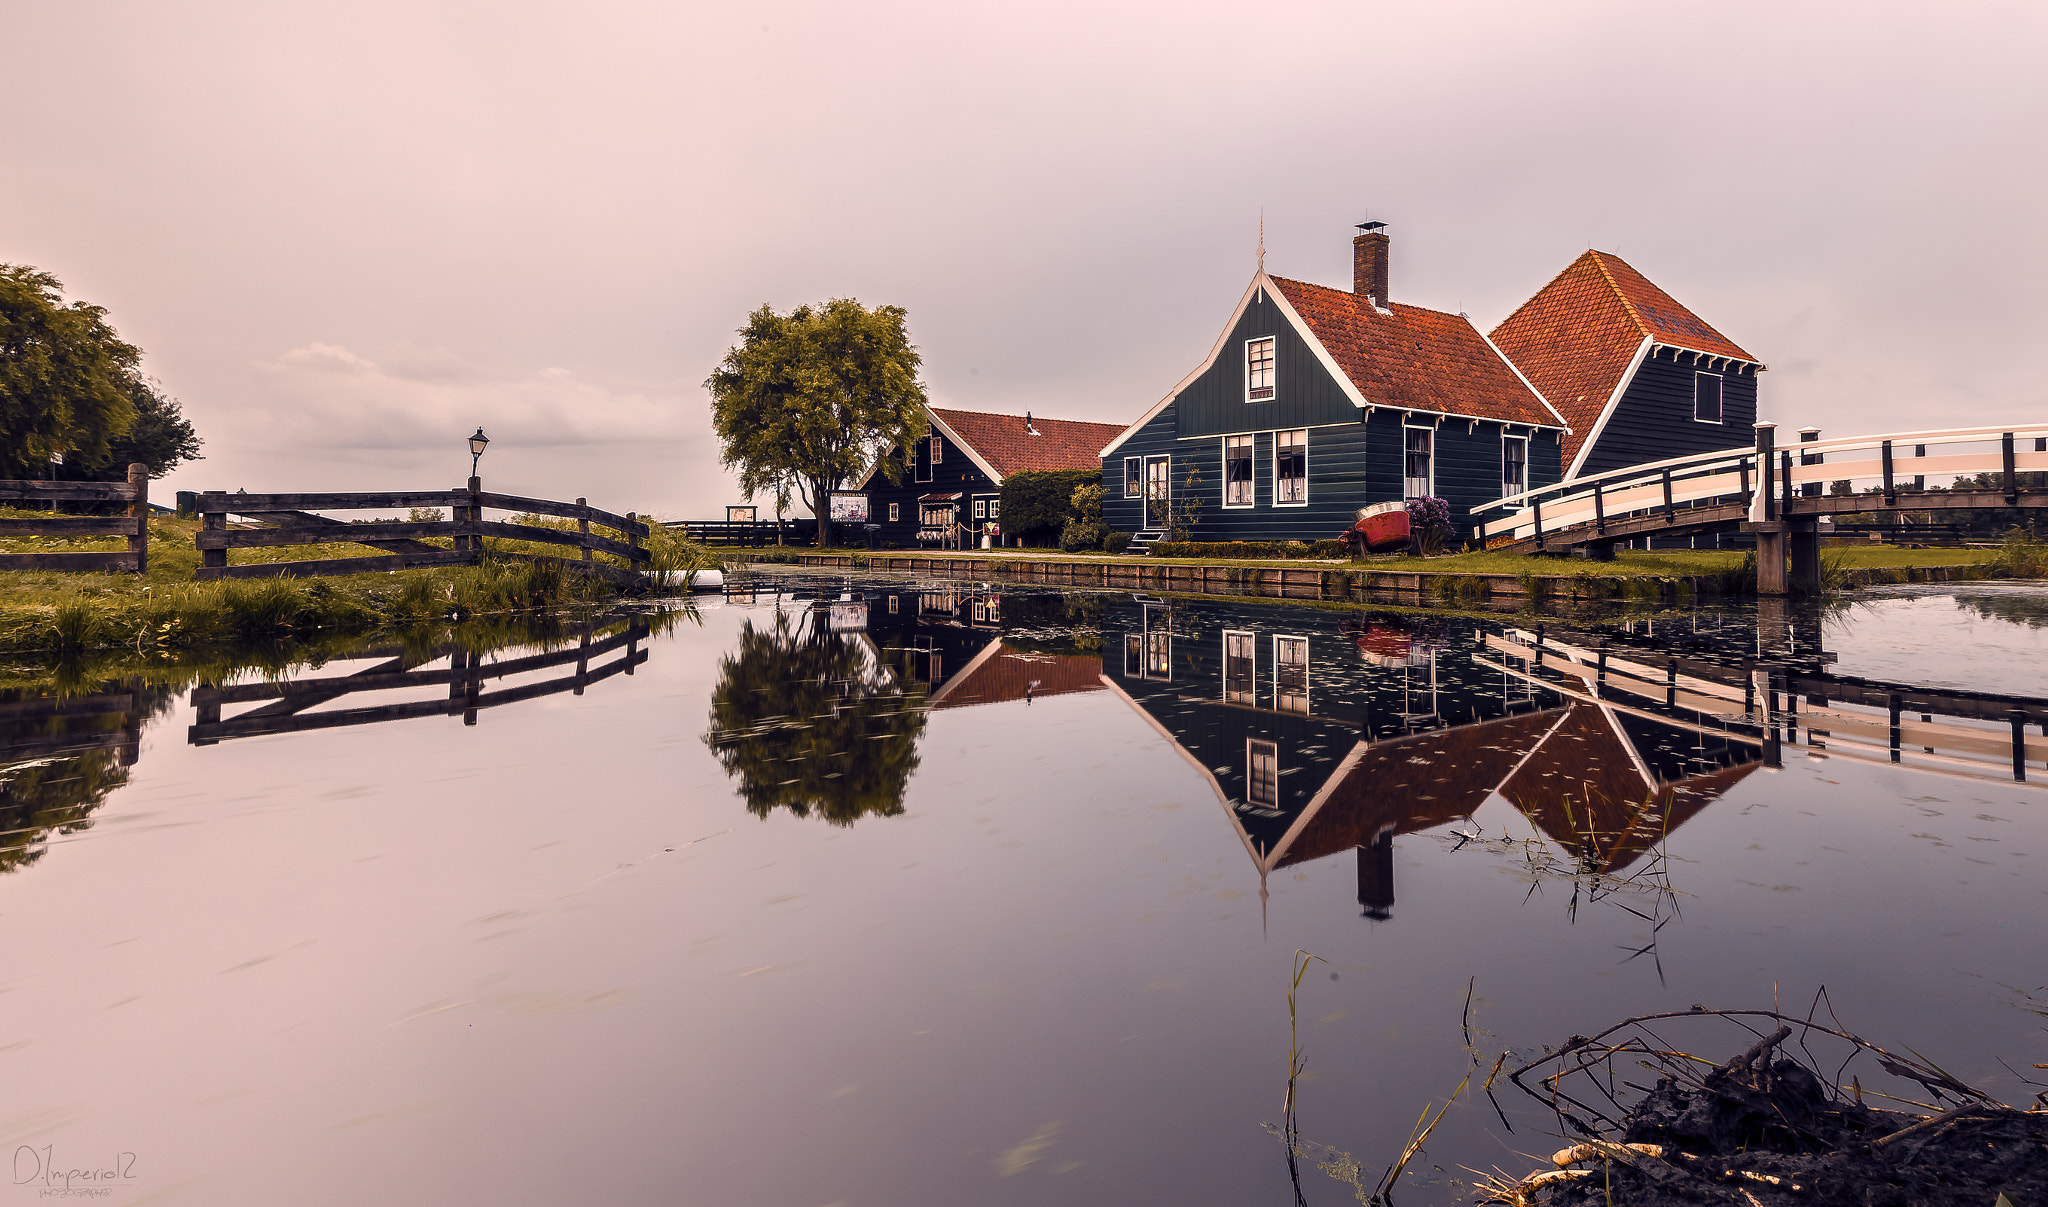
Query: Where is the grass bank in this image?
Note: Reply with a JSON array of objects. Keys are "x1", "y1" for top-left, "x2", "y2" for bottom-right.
[{"x1": 0, "y1": 509, "x2": 721, "y2": 657}]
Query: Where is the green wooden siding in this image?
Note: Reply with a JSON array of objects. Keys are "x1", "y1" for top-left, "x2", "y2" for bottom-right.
[
  {"x1": 1580, "y1": 350, "x2": 1759, "y2": 477},
  {"x1": 1173, "y1": 288, "x2": 1360, "y2": 438}
]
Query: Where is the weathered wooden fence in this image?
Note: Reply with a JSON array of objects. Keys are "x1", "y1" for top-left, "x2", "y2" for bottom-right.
[
  {"x1": 196, "y1": 479, "x2": 650, "y2": 586},
  {"x1": 188, "y1": 621, "x2": 648, "y2": 745},
  {"x1": 0, "y1": 465, "x2": 150, "y2": 574},
  {"x1": 675, "y1": 518, "x2": 818, "y2": 546}
]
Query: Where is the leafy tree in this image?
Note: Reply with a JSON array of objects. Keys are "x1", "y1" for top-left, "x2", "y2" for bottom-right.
[
  {"x1": 703, "y1": 610, "x2": 928, "y2": 825},
  {"x1": 999, "y1": 468, "x2": 1098, "y2": 546},
  {"x1": 1059, "y1": 482, "x2": 1108, "y2": 552},
  {"x1": 706, "y1": 299, "x2": 929, "y2": 547},
  {"x1": 79, "y1": 377, "x2": 202, "y2": 480},
  {"x1": 0, "y1": 265, "x2": 141, "y2": 480}
]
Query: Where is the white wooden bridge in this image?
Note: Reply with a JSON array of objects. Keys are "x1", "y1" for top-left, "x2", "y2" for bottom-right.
[{"x1": 1472, "y1": 423, "x2": 2048, "y2": 592}]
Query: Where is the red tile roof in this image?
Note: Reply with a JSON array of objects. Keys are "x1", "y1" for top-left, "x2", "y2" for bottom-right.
[
  {"x1": 1266, "y1": 276, "x2": 1562, "y2": 427},
  {"x1": 1490, "y1": 251, "x2": 1759, "y2": 471},
  {"x1": 930, "y1": 408, "x2": 1126, "y2": 477}
]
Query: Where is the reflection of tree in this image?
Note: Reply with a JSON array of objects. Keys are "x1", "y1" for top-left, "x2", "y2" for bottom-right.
[
  {"x1": 0, "y1": 682, "x2": 173, "y2": 874},
  {"x1": 704, "y1": 610, "x2": 928, "y2": 825},
  {"x1": 1955, "y1": 591, "x2": 2048, "y2": 630}
]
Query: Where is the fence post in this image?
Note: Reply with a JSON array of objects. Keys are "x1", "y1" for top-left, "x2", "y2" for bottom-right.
[
  {"x1": 577, "y1": 498, "x2": 592, "y2": 563},
  {"x1": 200, "y1": 491, "x2": 228, "y2": 573},
  {"x1": 127, "y1": 463, "x2": 148, "y2": 575},
  {"x1": 465, "y1": 476, "x2": 482, "y2": 561},
  {"x1": 627, "y1": 512, "x2": 641, "y2": 569},
  {"x1": 2002, "y1": 432, "x2": 2018, "y2": 504}
]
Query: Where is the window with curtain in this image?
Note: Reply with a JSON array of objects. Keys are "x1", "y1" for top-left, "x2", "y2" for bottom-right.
[
  {"x1": 1224, "y1": 435, "x2": 1255, "y2": 506},
  {"x1": 1275, "y1": 429, "x2": 1306, "y2": 504}
]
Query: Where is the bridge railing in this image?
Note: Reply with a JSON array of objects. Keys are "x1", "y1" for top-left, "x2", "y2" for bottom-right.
[{"x1": 1473, "y1": 423, "x2": 2048, "y2": 546}]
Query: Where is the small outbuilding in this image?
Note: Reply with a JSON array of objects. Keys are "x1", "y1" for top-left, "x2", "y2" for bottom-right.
[{"x1": 857, "y1": 405, "x2": 1126, "y2": 548}]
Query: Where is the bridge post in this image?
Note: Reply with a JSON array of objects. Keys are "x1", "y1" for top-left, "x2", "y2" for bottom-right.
[
  {"x1": 1881, "y1": 441, "x2": 1896, "y2": 506},
  {"x1": 1751, "y1": 424, "x2": 1775, "y2": 522},
  {"x1": 1753, "y1": 522, "x2": 1788, "y2": 594},
  {"x1": 1790, "y1": 521, "x2": 1822, "y2": 594}
]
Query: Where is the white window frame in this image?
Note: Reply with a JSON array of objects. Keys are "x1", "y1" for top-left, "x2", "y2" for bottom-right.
[
  {"x1": 888, "y1": 501, "x2": 900, "y2": 522},
  {"x1": 1403, "y1": 425, "x2": 1435, "y2": 499},
  {"x1": 987, "y1": 498, "x2": 999, "y2": 518},
  {"x1": 1123, "y1": 457, "x2": 1143, "y2": 498},
  {"x1": 1246, "y1": 738, "x2": 1280, "y2": 810},
  {"x1": 1222, "y1": 434, "x2": 1255, "y2": 508},
  {"x1": 1141, "y1": 605, "x2": 1171, "y2": 680},
  {"x1": 1223, "y1": 630, "x2": 1256, "y2": 705},
  {"x1": 974, "y1": 499, "x2": 987, "y2": 519},
  {"x1": 1274, "y1": 428, "x2": 1307, "y2": 507},
  {"x1": 1245, "y1": 336, "x2": 1276, "y2": 403},
  {"x1": 1274, "y1": 636, "x2": 1309, "y2": 715},
  {"x1": 1143, "y1": 456, "x2": 1171, "y2": 529},
  {"x1": 1501, "y1": 434, "x2": 1528, "y2": 499},
  {"x1": 1694, "y1": 371, "x2": 1724, "y2": 424},
  {"x1": 931, "y1": 434, "x2": 944, "y2": 463}
]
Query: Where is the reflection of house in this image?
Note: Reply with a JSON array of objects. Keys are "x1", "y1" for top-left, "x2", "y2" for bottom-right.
[
  {"x1": 861, "y1": 588, "x2": 1104, "y2": 708},
  {"x1": 857, "y1": 406, "x2": 1125, "y2": 548},
  {"x1": 929, "y1": 643, "x2": 1103, "y2": 710},
  {"x1": 1099, "y1": 597, "x2": 1762, "y2": 917}
]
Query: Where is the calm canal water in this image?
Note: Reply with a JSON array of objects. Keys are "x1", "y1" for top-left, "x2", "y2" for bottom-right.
[{"x1": 2, "y1": 576, "x2": 2044, "y2": 1204}]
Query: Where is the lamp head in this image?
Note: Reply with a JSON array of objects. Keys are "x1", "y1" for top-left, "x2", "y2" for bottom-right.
[{"x1": 468, "y1": 428, "x2": 490, "y2": 458}]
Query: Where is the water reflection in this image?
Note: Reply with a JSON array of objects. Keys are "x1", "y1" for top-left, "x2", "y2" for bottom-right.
[{"x1": 0, "y1": 681, "x2": 168, "y2": 872}]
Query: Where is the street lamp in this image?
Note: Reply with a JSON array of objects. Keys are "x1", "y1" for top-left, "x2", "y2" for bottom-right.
[{"x1": 468, "y1": 427, "x2": 490, "y2": 477}]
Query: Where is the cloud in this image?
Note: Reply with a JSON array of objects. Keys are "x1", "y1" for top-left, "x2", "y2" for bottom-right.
[{"x1": 250, "y1": 342, "x2": 697, "y2": 449}]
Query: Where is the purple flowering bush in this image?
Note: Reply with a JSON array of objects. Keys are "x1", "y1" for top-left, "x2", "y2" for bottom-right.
[{"x1": 1406, "y1": 496, "x2": 1453, "y2": 555}]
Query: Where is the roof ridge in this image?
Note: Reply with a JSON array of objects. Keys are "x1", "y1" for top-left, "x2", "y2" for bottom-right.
[
  {"x1": 1489, "y1": 249, "x2": 1600, "y2": 337},
  {"x1": 1267, "y1": 274, "x2": 1466, "y2": 323},
  {"x1": 1586, "y1": 250, "x2": 1653, "y2": 341}
]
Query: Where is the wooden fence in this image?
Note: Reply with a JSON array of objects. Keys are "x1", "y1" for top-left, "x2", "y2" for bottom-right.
[
  {"x1": 0, "y1": 465, "x2": 150, "y2": 574},
  {"x1": 675, "y1": 518, "x2": 818, "y2": 546},
  {"x1": 189, "y1": 621, "x2": 648, "y2": 744},
  {"x1": 196, "y1": 478, "x2": 650, "y2": 586}
]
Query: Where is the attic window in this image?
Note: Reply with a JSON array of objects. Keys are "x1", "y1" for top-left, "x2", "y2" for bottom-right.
[
  {"x1": 1694, "y1": 372, "x2": 1723, "y2": 424},
  {"x1": 1246, "y1": 337, "x2": 1275, "y2": 402}
]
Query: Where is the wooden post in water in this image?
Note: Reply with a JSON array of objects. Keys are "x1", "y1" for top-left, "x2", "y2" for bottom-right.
[{"x1": 126, "y1": 463, "x2": 148, "y2": 574}]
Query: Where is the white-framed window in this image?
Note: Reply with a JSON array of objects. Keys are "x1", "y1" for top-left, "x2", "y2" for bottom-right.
[
  {"x1": 1124, "y1": 457, "x2": 1143, "y2": 498},
  {"x1": 1224, "y1": 631, "x2": 1256, "y2": 705},
  {"x1": 1246, "y1": 739, "x2": 1279, "y2": 810},
  {"x1": 1144, "y1": 456, "x2": 1170, "y2": 528},
  {"x1": 1141, "y1": 605, "x2": 1171, "y2": 680},
  {"x1": 888, "y1": 595, "x2": 899, "y2": 614},
  {"x1": 1694, "y1": 372, "x2": 1723, "y2": 423},
  {"x1": 1275, "y1": 636, "x2": 1308, "y2": 715},
  {"x1": 1246, "y1": 336, "x2": 1275, "y2": 402},
  {"x1": 974, "y1": 499, "x2": 987, "y2": 519},
  {"x1": 1124, "y1": 634, "x2": 1144, "y2": 678},
  {"x1": 931, "y1": 434, "x2": 945, "y2": 463},
  {"x1": 888, "y1": 502, "x2": 900, "y2": 522},
  {"x1": 1275, "y1": 429, "x2": 1306, "y2": 505},
  {"x1": 1501, "y1": 435, "x2": 1528, "y2": 498},
  {"x1": 1223, "y1": 434, "x2": 1255, "y2": 507},
  {"x1": 1404, "y1": 426, "x2": 1434, "y2": 498},
  {"x1": 987, "y1": 498, "x2": 999, "y2": 518}
]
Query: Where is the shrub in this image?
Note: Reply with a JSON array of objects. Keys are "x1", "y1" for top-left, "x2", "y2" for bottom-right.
[
  {"x1": 1001, "y1": 469, "x2": 1101, "y2": 546},
  {"x1": 1407, "y1": 496, "x2": 1453, "y2": 555},
  {"x1": 1147, "y1": 540, "x2": 1348, "y2": 560},
  {"x1": 1103, "y1": 530, "x2": 1131, "y2": 555},
  {"x1": 1059, "y1": 482, "x2": 1108, "y2": 552}
]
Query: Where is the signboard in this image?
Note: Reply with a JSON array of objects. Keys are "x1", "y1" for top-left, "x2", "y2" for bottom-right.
[
  {"x1": 726, "y1": 505, "x2": 757, "y2": 523},
  {"x1": 828, "y1": 602, "x2": 868, "y2": 632},
  {"x1": 829, "y1": 493, "x2": 870, "y2": 524}
]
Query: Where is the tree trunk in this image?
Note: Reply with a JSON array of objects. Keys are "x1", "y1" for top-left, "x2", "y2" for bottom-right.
[{"x1": 807, "y1": 480, "x2": 831, "y2": 548}]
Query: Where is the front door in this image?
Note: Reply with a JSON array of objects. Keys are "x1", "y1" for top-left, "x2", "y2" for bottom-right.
[{"x1": 1144, "y1": 456, "x2": 1171, "y2": 529}]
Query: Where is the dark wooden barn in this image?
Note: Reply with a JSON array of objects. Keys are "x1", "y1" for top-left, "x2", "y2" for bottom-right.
[
  {"x1": 1099, "y1": 227, "x2": 1570, "y2": 545},
  {"x1": 856, "y1": 406, "x2": 1124, "y2": 548}
]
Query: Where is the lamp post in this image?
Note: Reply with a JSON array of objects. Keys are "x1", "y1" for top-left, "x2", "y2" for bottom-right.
[
  {"x1": 462, "y1": 428, "x2": 490, "y2": 556},
  {"x1": 468, "y1": 427, "x2": 490, "y2": 477}
]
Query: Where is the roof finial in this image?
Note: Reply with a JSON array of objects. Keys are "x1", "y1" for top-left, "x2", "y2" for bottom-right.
[{"x1": 1256, "y1": 210, "x2": 1265, "y2": 273}]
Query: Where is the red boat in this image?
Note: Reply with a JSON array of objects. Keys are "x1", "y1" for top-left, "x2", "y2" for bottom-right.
[{"x1": 1352, "y1": 502, "x2": 1411, "y2": 553}]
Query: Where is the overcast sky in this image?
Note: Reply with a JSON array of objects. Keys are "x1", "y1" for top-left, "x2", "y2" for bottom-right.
[{"x1": 6, "y1": 0, "x2": 2044, "y2": 518}]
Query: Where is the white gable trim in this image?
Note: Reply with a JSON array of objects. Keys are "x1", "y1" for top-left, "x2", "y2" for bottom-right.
[
  {"x1": 1474, "y1": 321, "x2": 1571, "y2": 429},
  {"x1": 1101, "y1": 273, "x2": 1275, "y2": 459},
  {"x1": 1564, "y1": 335, "x2": 1654, "y2": 480},
  {"x1": 854, "y1": 404, "x2": 1002, "y2": 491},
  {"x1": 1262, "y1": 278, "x2": 1373, "y2": 411}
]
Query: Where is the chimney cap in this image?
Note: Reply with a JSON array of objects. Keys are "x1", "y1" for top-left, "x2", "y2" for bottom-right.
[{"x1": 1355, "y1": 221, "x2": 1387, "y2": 234}]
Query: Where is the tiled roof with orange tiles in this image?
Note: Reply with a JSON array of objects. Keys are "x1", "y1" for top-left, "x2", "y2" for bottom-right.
[
  {"x1": 930, "y1": 646, "x2": 1105, "y2": 710},
  {"x1": 931, "y1": 408, "x2": 1127, "y2": 476},
  {"x1": 1265, "y1": 276, "x2": 1562, "y2": 427},
  {"x1": 1490, "y1": 251, "x2": 1758, "y2": 469}
]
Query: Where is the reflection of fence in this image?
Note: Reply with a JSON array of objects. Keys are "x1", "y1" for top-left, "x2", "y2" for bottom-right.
[
  {"x1": 188, "y1": 623, "x2": 648, "y2": 745},
  {"x1": 0, "y1": 465, "x2": 150, "y2": 574},
  {"x1": 1479, "y1": 628, "x2": 2048, "y2": 790},
  {"x1": 675, "y1": 519, "x2": 817, "y2": 546},
  {"x1": 0, "y1": 685, "x2": 144, "y2": 766},
  {"x1": 196, "y1": 483, "x2": 649, "y2": 586}
]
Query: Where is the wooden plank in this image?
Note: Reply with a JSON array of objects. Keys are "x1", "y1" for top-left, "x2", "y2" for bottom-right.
[
  {"x1": 0, "y1": 729, "x2": 130, "y2": 762},
  {"x1": 0, "y1": 516, "x2": 142, "y2": 536},
  {"x1": 261, "y1": 509, "x2": 447, "y2": 555},
  {"x1": 195, "y1": 550, "x2": 476, "y2": 579},
  {"x1": 0, "y1": 692, "x2": 134, "y2": 721},
  {"x1": 0, "y1": 551, "x2": 140, "y2": 572},
  {"x1": 199, "y1": 490, "x2": 467, "y2": 514},
  {"x1": 474, "y1": 520, "x2": 647, "y2": 562},
  {"x1": 198, "y1": 520, "x2": 462, "y2": 549},
  {"x1": 474, "y1": 492, "x2": 646, "y2": 535},
  {"x1": 0, "y1": 480, "x2": 138, "y2": 501},
  {"x1": 193, "y1": 628, "x2": 639, "y2": 705}
]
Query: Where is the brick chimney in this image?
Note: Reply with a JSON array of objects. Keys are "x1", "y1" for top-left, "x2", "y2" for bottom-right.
[{"x1": 1353, "y1": 222, "x2": 1389, "y2": 304}]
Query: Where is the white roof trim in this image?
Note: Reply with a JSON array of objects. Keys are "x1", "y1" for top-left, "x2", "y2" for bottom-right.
[
  {"x1": 1101, "y1": 273, "x2": 1274, "y2": 459},
  {"x1": 1564, "y1": 335, "x2": 1654, "y2": 480},
  {"x1": 1474, "y1": 320, "x2": 1571, "y2": 429},
  {"x1": 925, "y1": 637, "x2": 1006, "y2": 708},
  {"x1": 1095, "y1": 673, "x2": 1265, "y2": 869},
  {"x1": 854, "y1": 404, "x2": 1003, "y2": 490},
  {"x1": 1651, "y1": 341, "x2": 1765, "y2": 371},
  {"x1": 1262, "y1": 275, "x2": 1374, "y2": 411}
]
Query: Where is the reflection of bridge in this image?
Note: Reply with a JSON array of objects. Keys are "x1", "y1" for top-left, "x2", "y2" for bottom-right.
[
  {"x1": 1476, "y1": 423, "x2": 2048, "y2": 592},
  {"x1": 188, "y1": 622, "x2": 648, "y2": 745}
]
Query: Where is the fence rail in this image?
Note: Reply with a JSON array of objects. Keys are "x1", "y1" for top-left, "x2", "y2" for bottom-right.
[
  {"x1": 194, "y1": 478, "x2": 650, "y2": 587},
  {"x1": 0, "y1": 465, "x2": 150, "y2": 574},
  {"x1": 675, "y1": 519, "x2": 818, "y2": 546},
  {"x1": 1473, "y1": 423, "x2": 2048, "y2": 550}
]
